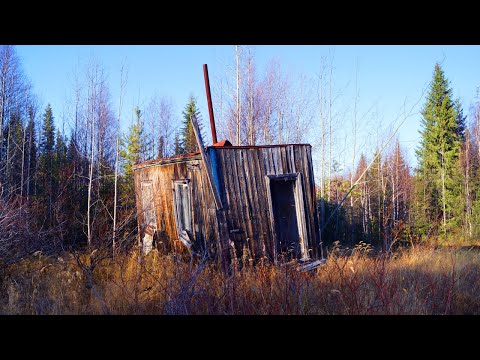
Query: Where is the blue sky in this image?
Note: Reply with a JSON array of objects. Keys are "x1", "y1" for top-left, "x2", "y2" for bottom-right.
[{"x1": 15, "y1": 45, "x2": 480, "y2": 170}]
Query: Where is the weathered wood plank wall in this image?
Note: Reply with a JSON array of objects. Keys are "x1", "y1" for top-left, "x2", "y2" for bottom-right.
[
  {"x1": 134, "y1": 155, "x2": 218, "y2": 255},
  {"x1": 133, "y1": 144, "x2": 319, "y2": 262},
  {"x1": 213, "y1": 145, "x2": 319, "y2": 261}
]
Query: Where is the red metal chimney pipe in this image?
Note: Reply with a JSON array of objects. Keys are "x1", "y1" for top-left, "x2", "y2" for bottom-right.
[{"x1": 203, "y1": 64, "x2": 218, "y2": 144}]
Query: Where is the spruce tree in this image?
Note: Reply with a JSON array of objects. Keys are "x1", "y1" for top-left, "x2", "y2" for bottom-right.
[
  {"x1": 38, "y1": 104, "x2": 56, "y2": 227},
  {"x1": 158, "y1": 135, "x2": 165, "y2": 159},
  {"x1": 454, "y1": 98, "x2": 466, "y2": 142},
  {"x1": 368, "y1": 149, "x2": 384, "y2": 247},
  {"x1": 415, "y1": 64, "x2": 463, "y2": 237},
  {"x1": 173, "y1": 131, "x2": 183, "y2": 155},
  {"x1": 119, "y1": 106, "x2": 148, "y2": 208},
  {"x1": 181, "y1": 96, "x2": 202, "y2": 153},
  {"x1": 55, "y1": 129, "x2": 67, "y2": 175},
  {"x1": 25, "y1": 114, "x2": 37, "y2": 198}
]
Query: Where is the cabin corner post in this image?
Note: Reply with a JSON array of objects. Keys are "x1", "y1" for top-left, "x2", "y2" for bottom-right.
[
  {"x1": 306, "y1": 145, "x2": 322, "y2": 260},
  {"x1": 190, "y1": 114, "x2": 232, "y2": 273},
  {"x1": 293, "y1": 173, "x2": 309, "y2": 259}
]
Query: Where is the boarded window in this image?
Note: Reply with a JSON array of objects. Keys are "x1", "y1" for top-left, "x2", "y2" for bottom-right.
[
  {"x1": 141, "y1": 181, "x2": 157, "y2": 228},
  {"x1": 173, "y1": 180, "x2": 192, "y2": 238},
  {"x1": 141, "y1": 181, "x2": 157, "y2": 255}
]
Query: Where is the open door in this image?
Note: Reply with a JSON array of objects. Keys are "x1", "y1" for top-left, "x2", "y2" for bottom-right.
[
  {"x1": 270, "y1": 178, "x2": 300, "y2": 258},
  {"x1": 266, "y1": 173, "x2": 309, "y2": 261}
]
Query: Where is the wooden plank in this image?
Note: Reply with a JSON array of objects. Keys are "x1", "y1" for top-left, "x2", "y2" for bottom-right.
[
  {"x1": 205, "y1": 150, "x2": 232, "y2": 268},
  {"x1": 192, "y1": 114, "x2": 231, "y2": 271},
  {"x1": 194, "y1": 163, "x2": 207, "y2": 250},
  {"x1": 278, "y1": 147, "x2": 284, "y2": 173},
  {"x1": 218, "y1": 150, "x2": 234, "y2": 231},
  {"x1": 305, "y1": 145, "x2": 320, "y2": 257},
  {"x1": 208, "y1": 208, "x2": 221, "y2": 260},
  {"x1": 223, "y1": 150, "x2": 238, "y2": 231},
  {"x1": 238, "y1": 149, "x2": 256, "y2": 259},
  {"x1": 297, "y1": 259, "x2": 325, "y2": 272},
  {"x1": 216, "y1": 208, "x2": 232, "y2": 272},
  {"x1": 281, "y1": 145, "x2": 289, "y2": 174},
  {"x1": 194, "y1": 157, "x2": 213, "y2": 247},
  {"x1": 262, "y1": 148, "x2": 270, "y2": 175},
  {"x1": 235, "y1": 149, "x2": 250, "y2": 256},
  {"x1": 202, "y1": 153, "x2": 228, "y2": 260},
  {"x1": 303, "y1": 145, "x2": 318, "y2": 256},
  {"x1": 270, "y1": 147, "x2": 277, "y2": 175},
  {"x1": 190, "y1": 114, "x2": 222, "y2": 210},
  {"x1": 294, "y1": 173, "x2": 309, "y2": 259},
  {"x1": 292, "y1": 145, "x2": 297, "y2": 172},
  {"x1": 264, "y1": 175, "x2": 277, "y2": 261},
  {"x1": 299, "y1": 146, "x2": 310, "y2": 252},
  {"x1": 273, "y1": 147, "x2": 283, "y2": 174},
  {"x1": 199, "y1": 160, "x2": 215, "y2": 253},
  {"x1": 133, "y1": 153, "x2": 202, "y2": 170},
  {"x1": 229, "y1": 149, "x2": 247, "y2": 256},
  {"x1": 247, "y1": 148, "x2": 263, "y2": 259},
  {"x1": 265, "y1": 147, "x2": 273, "y2": 175},
  {"x1": 251, "y1": 148, "x2": 268, "y2": 258}
]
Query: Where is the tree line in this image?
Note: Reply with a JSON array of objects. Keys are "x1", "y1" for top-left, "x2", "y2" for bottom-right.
[
  {"x1": 320, "y1": 63, "x2": 480, "y2": 250},
  {"x1": 0, "y1": 46, "x2": 205, "y2": 264},
  {"x1": 210, "y1": 47, "x2": 480, "y2": 250},
  {"x1": 1, "y1": 44, "x2": 480, "y2": 266}
]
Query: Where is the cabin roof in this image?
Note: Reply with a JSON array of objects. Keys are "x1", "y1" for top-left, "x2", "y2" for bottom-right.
[{"x1": 133, "y1": 141, "x2": 312, "y2": 170}]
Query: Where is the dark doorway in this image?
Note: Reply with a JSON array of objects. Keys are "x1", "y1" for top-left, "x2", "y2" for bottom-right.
[{"x1": 270, "y1": 179, "x2": 300, "y2": 259}]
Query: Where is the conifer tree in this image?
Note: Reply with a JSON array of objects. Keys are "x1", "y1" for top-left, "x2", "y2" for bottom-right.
[
  {"x1": 24, "y1": 114, "x2": 37, "y2": 198},
  {"x1": 55, "y1": 129, "x2": 67, "y2": 176},
  {"x1": 415, "y1": 64, "x2": 463, "y2": 237},
  {"x1": 454, "y1": 98, "x2": 466, "y2": 142},
  {"x1": 181, "y1": 96, "x2": 202, "y2": 153},
  {"x1": 173, "y1": 131, "x2": 183, "y2": 155},
  {"x1": 119, "y1": 106, "x2": 148, "y2": 208},
  {"x1": 38, "y1": 104, "x2": 56, "y2": 227}
]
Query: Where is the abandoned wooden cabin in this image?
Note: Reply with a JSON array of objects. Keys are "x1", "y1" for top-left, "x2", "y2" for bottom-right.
[
  {"x1": 132, "y1": 64, "x2": 322, "y2": 267},
  {"x1": 133, "y1": 139, "x2": 321, "y2": 264}
]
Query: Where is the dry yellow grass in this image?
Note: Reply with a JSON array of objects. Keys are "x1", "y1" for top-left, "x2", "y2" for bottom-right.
[{"x1": 1, "y1": 243, "x2": 480, "y2": 314}]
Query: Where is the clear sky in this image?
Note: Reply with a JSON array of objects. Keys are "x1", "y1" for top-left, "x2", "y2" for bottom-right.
[{"x1": 15, "y1": 45, "x2": 480, "y2": 170}]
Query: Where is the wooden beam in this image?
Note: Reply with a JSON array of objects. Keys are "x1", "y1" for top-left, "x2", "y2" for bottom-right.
[
  {"x1": 297, "y1": 259, "x2": 325, "y2": 272},
  {"x1": 191, "y1": 114, "x2": 231, "y2": 273},
  {"x1": 190, "y1": 114, "x2": 223, "y2": 210}
]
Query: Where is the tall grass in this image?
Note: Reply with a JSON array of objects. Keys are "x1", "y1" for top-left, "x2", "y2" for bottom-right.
[{"x1": 1, "y1": 244, "x2": 480, "y2": 314}]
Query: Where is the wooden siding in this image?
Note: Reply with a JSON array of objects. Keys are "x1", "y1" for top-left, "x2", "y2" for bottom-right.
[
  {"x1": 212, "y1": 145, "x2": 319, "y2": 261},
  {"x1": 134, "y1": 156, "x2": 217, "y2": 255},
  {"x1": 133, "y1": 144, "x2": 320, "y2": 262}
]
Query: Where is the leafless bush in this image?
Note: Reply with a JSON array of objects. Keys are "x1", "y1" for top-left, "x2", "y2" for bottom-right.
[{"x1": 0, "y1": 198, "x2": 62, "y2": 268}]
